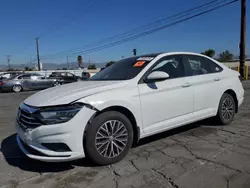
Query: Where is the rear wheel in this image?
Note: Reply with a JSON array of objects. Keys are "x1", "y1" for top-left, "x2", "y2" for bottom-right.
[
  {"x1": 84, "y1": 111, "x2": 134, "y2": 165},
  {"x1": 216, "y1": 93, "x2": 236, "y2": 125},
  {"x1": 53, "y1": 81, "x2": 60, "y2": 87},
  {"x1": 12, "y1": 85, "x2": 22, "y2": 93}
]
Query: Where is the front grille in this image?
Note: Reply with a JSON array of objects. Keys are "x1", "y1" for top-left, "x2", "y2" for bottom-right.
[{"x1": 18, "y1": 108, "x2": 41, "y2": 130}]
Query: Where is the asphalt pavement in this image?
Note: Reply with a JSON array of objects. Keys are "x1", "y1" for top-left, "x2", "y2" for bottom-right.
[{"x1": 0, "y1": 82, "x2": 250, "y2": 188}]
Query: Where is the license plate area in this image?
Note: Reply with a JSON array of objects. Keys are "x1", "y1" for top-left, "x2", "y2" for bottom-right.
[{"x1": 16, "y1": 120, "x2": 33, "y2": 144}]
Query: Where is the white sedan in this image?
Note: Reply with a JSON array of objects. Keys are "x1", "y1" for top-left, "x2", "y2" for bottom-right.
[{"x1": 16, "y1": 52, "x2": 244, "y2": 165}]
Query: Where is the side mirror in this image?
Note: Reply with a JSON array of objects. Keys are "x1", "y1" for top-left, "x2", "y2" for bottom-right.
[{"x1": 145, "y1": 71, "x2": 169, "y2": 83}]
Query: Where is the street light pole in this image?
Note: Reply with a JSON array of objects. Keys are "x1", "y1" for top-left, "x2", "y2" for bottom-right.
[{"x1": 67, "y1": 56, "x2": 69, "y2": 69}]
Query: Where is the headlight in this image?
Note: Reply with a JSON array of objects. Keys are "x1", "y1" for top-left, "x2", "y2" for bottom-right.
[{"x1": 37, "y1": 103, "x2": 84, "y2": 125}]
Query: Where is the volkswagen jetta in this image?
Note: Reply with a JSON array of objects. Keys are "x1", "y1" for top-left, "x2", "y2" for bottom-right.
[{"x1": 16, "y1": 52, "x2": 244, "y2": 165}]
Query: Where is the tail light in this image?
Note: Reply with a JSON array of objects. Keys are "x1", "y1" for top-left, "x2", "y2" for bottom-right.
[{"x1": 0, "y1": 81, "x2": 5, "y2": 85}]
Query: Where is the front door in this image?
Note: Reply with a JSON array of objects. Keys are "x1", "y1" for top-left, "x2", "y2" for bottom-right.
[{"x1": 138, "y1": 55, "x2": 194, "y2": 136}]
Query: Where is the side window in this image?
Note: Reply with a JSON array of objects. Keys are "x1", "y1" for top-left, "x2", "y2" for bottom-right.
[
  {"x1": 185, "y1": 55, "x2": 211, "y2": 76},
  {"x1": 61, "y1": 73, "x2": 67, "y2": 77},
  {"x1": 151, "y1": 55, "x2": 185, "y2": 79},
  {"x1": 21, "y1": 75, "x2": 31, "y2": 79},
  {"x1": 209, "y1": 60, "x2": 223, "y2": 73},
  {"x1": 66, "y1": 73, "x2": 73, "y2": 77},
  {"x1": 185, "y1": 55, "x2": 223, "y2": 76}
]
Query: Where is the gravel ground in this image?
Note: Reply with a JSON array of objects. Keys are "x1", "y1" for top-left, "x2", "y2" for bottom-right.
[{"x1": 0, "y1": 82, "x2": 250, "y2": 188}]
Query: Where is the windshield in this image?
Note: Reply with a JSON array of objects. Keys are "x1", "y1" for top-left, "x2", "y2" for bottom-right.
[{"x1": 89, "y1": 56, "x2": 155, "y2": 81}]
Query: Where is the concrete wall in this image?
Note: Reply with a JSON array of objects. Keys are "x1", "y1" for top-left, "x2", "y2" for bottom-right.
[
  {"x1": 223, "y1": 61, "x2": 250, "y2": 68},
  {"x1": 0, "y1": 68, "x2": 100, "y2": 77}
]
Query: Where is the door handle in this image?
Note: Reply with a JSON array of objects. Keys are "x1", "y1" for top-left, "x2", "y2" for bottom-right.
[
  {"x1": 214, "y1": 77, "x2": 221, "y2": 81},
  {"x1": 182, "y1": 82, "x2": 191, "y2": 88}
]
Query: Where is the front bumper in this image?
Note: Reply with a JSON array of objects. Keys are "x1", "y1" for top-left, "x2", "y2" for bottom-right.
[
  {"x1": 16, "y1": 106, "x2": 96, "y2": 162},
  {"x1": 238, "y1": 87, "x2": 245, "y2": 108},
  {"x1": 238, "y1": 97, "x2": 244, "y2": 107}
]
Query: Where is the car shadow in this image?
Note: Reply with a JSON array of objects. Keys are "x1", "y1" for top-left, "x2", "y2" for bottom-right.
[
  {"x1": 136, "y1": 118, "x2": 218, "y2": 146},
  {"x1": 1, "y1": 118, "x2": 219, "y2": 173},
  {"x1": 0, "y1": 134, "x2": 97, "y2": 173}
]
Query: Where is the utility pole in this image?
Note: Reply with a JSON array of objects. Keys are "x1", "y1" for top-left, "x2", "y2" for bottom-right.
[
  {"x1": 239, "y1": 0, "x2": 246, "y2": 79},
  {"x1": 67, "y1": 56, "x2": 69, "y2": 69},
  {"x1": 35, "y1": 37, "x2": 41, "y2": 71},
  {"x1": 6, "y1": 55, "x2": 11, "y2": 70}
]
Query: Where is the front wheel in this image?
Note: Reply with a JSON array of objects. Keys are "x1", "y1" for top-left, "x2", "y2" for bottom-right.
[
  {"x1": 84, "y1": 111, "x2": 134, "y2": 165},
  {"x1": 216, "y1": 93, "x2": 236, "y2": 125}
]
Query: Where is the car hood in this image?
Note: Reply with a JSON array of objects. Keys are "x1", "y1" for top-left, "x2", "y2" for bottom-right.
[{"x1": 24, "y1": 80, "x2": 128, "y2": 107}]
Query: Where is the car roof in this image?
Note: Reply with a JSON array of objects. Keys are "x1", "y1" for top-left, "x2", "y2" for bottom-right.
[
  {"x1": 135, "y1": 53, "x2": 163, "y2": 58},
  {"x1": 156, "y1": 52, "x2": 214, "y2": 57},
  {"x1": 130, "y1": 52, "x2": 212, "y2": 59}
]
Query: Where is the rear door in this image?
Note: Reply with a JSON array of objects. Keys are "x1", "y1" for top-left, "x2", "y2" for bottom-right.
[
  {"x1": 138, "y1": 55, "x2": 194, "y2": 135},
  {"x1": 35, "y1": 76, "x2": 53, "y2": 89},
  {"x1": 183, "y1": 55, "x2": 224, "y2": 119},
  {"x1": 66, "y1": 73, "x2": 78, "y2": 82}
]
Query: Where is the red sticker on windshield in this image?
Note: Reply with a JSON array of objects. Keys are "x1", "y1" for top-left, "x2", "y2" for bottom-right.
[{"x1": 133, "y1": 61, "x2": 145, "y2": 67}]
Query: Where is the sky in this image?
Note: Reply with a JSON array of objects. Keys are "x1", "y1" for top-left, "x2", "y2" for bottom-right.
[{"x1": 0, "y1": 0, "x2": 249, "y2": 66}]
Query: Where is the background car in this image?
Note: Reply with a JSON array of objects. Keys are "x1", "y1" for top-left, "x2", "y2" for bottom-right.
[
  {"x1": 0, "y1": 73, "x2": 58, "y2": 92},
  {"x1": 48, "y1": 72, "x2": 80, "y2": 84},
  {"x1": 81, "y1": 71, "x2": 91, "y2": 80},
  {"x1": 0, "y1": 71, "x2": 23, "y2": 80}
]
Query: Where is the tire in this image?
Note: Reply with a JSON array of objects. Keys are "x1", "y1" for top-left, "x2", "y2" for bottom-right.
[
  {"x1": 53, "y1": 81, "x2": 60, "y2": 87},
  {"x1": 84, "y1": 111, "x2": 134, "y2": 165},
  {"x1": 216, "y1": 93, "x2": 236, "y2": 125},
  {"x1": 12, "y1": 85, "x2": 22, "y2": 93}
]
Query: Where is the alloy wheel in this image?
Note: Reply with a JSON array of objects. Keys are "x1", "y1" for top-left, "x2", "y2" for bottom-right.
[
  {"x1": 53, "y1": 82, "x2": 60, "y2": 86},
  {"x1": 13, "y1": 85, "x2": 22, "y2": 92},
  {"x1": 221, "y1": 98, "x2": 234, "y2": 120},
  {"x1": 95, "y1": 120, "x2": 128, "y2": 158}
]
